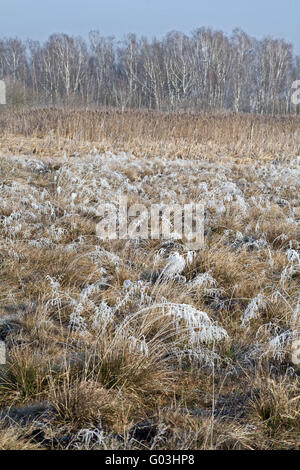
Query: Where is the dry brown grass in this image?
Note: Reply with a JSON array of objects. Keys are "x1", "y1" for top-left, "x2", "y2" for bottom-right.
[
  {"x1": 0, "y1": 109, "x2": 299, "y2": 450},
  {"x1": 0, "y1": 425, "x2": 42, "y2": 450},
  {"x1": 1, "y1": 108, "x2": 300, "y2": 160}
]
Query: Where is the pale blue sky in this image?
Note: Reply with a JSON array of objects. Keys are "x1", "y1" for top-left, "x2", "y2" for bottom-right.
[{"x1": 1, "y1": 0, "x2": 300, "y2": 53}]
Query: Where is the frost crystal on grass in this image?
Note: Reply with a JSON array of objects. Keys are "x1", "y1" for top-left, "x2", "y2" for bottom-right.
[
  {"x1": 267, "y1": 330, "x2": 297, "y2": 361},
  {"x1": 163, "y1": 252, "x2": 186, "y2": 278},
  {"x1": 190, "y1": 271, "x2": 217, "y2": 289},
  {"x1": 76, "y1": 427, "x2": 105, "y2": 450},
  {"x1": 46, "y1": 275, "x2": 62, "y2": 308},
  {"x1": 69, "y1": 303, "x2": 87, "y2": 332},
  {"x1": 286, "y1": 248, "x2": 300, "y2": 265},
  {"x1": 128, "y1": 335, "x2": 149, "y2": 356},
  {"x1": 280, "y1": 248, "x2": 300, "y2": 285},
  {"x1": 92, "y1": 301, "x2": 114, "y2": 329},
  {"x1": 162, "y1": 303, "x2": 228, "y2": 347},
  {"x1": 241, "y1": 294, "x2": 266, "y2": 326},
  {"x1": 1, "y1": 142, "x2": 300, "y2": 448}
]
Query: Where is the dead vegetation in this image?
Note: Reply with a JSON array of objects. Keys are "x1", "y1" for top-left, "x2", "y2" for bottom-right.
[
  {"x1": 1, "y1": 108, "x2": 300, "y2": 160},
  {"x1": 0, "y1": 109, "x2": 299, "y2": 450}
]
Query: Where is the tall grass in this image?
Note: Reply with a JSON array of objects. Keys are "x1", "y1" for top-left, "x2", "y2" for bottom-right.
[{"x1": 1, "y1": 108, "x2": 300, "y2": 159}]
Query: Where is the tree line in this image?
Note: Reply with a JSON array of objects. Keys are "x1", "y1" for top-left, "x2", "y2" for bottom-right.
[{"x1": 0, "y1": 28, "x2": 299, "y2": 114}]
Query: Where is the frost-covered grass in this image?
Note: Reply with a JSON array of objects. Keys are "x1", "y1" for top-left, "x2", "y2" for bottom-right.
[{"x1": 0, "y1": 137, "x2": 299, "y2": 450}]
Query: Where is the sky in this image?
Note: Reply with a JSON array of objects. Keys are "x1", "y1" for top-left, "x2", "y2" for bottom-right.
[{"x1": 1, "y1": 0, "x2": 300, "y2": 53}]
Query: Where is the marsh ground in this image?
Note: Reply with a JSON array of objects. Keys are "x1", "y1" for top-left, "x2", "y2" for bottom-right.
[{"x1": 0, "y1": 110, "x2": 299, "y2": 450}]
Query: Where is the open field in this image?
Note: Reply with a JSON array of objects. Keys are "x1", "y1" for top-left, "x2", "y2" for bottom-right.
[{"x1": 0, "y1": 109, "x2": 299, "y2": 450}]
